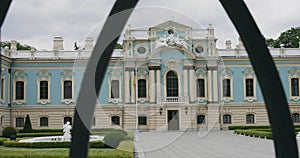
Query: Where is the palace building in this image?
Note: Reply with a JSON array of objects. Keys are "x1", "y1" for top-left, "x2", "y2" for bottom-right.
[{"x1": 1, "y1": 21, "x2": 300, "y2": 131}]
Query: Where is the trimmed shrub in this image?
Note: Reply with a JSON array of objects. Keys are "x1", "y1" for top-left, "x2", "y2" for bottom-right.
[
  {"x1": 16, "y1": 132, "x2": 63, "y2": 138},
  {"x1": 2, "y1": 127, "x2": 17, "y2": 138},
  {"x1": 113, "y1": 129, "x2": 128, "y2": 136},
  {"x1": 23, "y1": 115, "x2": 33, "y2": 133},
  {"x1": 235, "y1": 129, "x2": 273, "y2": 139},
  {"x1": 19, "y1": 129, "x2": 63, "y2": 133},
  {"x1": 104, "y1": 133, "x2": 126, "y2": 148},
  {"x1": 4, "y1": 140, "x2": 105, "y2": 148},
  {"x1": 117, "y1": 140, "x2": 134, "y2": 152}
]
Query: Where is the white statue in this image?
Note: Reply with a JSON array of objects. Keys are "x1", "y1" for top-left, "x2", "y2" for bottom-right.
[
  {"x1": 63, "y1": 121, "x2": 72, "y2": 139},
  {"x1": 155, "y1": 32, "x2": 188, "y2": 49}
]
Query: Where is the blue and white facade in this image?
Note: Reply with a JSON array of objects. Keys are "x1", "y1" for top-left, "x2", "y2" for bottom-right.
[{"x1": 1, "y1": 21, "x2": 300, "y2": 131}]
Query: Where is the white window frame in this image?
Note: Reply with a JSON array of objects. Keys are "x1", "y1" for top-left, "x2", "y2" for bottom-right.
[
  {"x1": 243, "y1": 68, "x2": 257, "y2": 102},
  {"x1": 61, "y1": 70, "x2": 75, "y2": 105},
  {"x1": 195, "y1": 68, "x2": 207, "y2": 102},
  {"x1": 108, "y1": 70, "x2": 122, "y2": 103},
  {"x1": 12, "y1": 70, "x2": 27, "y2": 105},
  {"x1": 288, "y1": 68, "x2": 300, "y2": 101},
  {"x1": 39, "y1": 116, "x2": 49, "y2": 127},
  {"x1": 37, "y1": 70, "x2": 51, "y2": 104},
  {"x1": 220, "y1": 68, "x2": 233, "y2": 103},
  {"x1": 245, "y1": 113, "x2": 255, "y2": 124}
]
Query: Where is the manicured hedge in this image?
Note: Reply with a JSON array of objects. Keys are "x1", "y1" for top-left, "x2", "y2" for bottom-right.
[
  {"x1": 92, "y1": 128, "x2": 128, "y2": 136},
  {"x1": 16, "y1": 132, "x2": 63, "y2": 138},
  {"x1": 229, "y1": 125, "x2": 300, "y2": 130},
  {"x1": 18, "y1": 129, "x2": 63, "y2": 133},
  {"x1": 0, "y1": 138, "x2": 8, "y2": 145},
  {"x1": 104, "y1": 133, "x2": 126, "y2": 148},
  {"x1": 235, "y1": 129, "x2": 273, "y2": 139},
  {"x1": 2, "y1": 127, "x2": 17, "y2": 138},
  {"x1": 4, "y1": 140, "x2": 105, "y2": 148},
  {"x1": 117, "y1": 140, "x2": 134, "y2": 152}
]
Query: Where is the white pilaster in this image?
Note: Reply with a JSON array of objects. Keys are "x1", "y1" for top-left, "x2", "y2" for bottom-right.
[
  {"x1": 213, "y1": 70, "x2": 218, "y2": 102},
  {"x1": 189, "y1": 69, "x2": 195, "y2": 102},
  {"x1": 183, "y1": 69, "x2": 188, "y2": 102},
  {"x1": 131, "y1": 71, "x2": 135, "y2": 103},
  {"x1": 207, "y1": 70, "x2": 212, "y2": 102},
  {"x1": 125, "y1": 71, "x2": 130, "y2": 103},
  {"x1": 156, "y1": 69, "x2": 161, "y2": 103},
  {"x1": 149, "y1": 69, "x2": 155, "y2": 103}
]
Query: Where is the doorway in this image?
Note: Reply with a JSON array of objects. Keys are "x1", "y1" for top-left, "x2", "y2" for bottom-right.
[{"x1": 168, "y1": 110, "x2": 179, "y2": 130}]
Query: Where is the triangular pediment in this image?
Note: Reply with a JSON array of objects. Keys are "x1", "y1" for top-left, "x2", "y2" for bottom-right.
[{"x1": 151, "y1": 20, "x2": 192, "y2": 30}]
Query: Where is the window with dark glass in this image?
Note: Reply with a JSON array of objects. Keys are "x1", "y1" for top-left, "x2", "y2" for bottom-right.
[
  {"x1": 16, "y1": 81, "x2": 24, "y2": 100},
  {"x1": 138, "y1": 116, "x2": 147, "y2": 125},
  {"x1": 111, "y1": 116, "x2": 120, "y2": 125},
  {"x1": 223, "y1": 114, "x2": 231, "y2": 124},
  {"x1": 197, "y1": 115, "x2": 205, "y2": 124},
  {"x1": 292, "y1": 113, "x2": 300, "y2": 123},
  {"x1": 291, "y1": 78, "x2": 299, "y2": 96},
  {"x1": 16, "y1": 117, "x2": 24, "y2": 127},
  {"x1": 138, "y1": 79, "x2": 146, "y2": 98},
  {"x1": 64, "y1": 81, "x2": 72, "y2": 99},
  {"x1": 64, "y1": 117, "x2": 72, "y2": 125},
  {"x1": 245, "y1": 79, "x2": 254, "y2": 97},
  {"x1": 40, "y1": 81, "x2": 48, "y2": 99},
  {"x1": 246, "y1": 114, "x2": 255, "y2": 124},
  {"x1": 111, "y1": 80, "x2": 119, "y2": 98},
  {"x1": 196, "y1": 79, "x2": 205, "y2": 97},
  {"x1": 166, "y1": 71, "x2": 178, "y2": 97},
  {"x1": 222, "y1": 79, "x2": 231, "y2": 97},
  {"x1": 1, "y1": 79, "x2": 4, "y2": 100},
  {"x1": 40, "y1": 117, "x2": 48, "y2": 127}
]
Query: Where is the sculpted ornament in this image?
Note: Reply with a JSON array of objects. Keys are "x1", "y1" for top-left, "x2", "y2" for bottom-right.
[{"x1": 155, "y1": 30, "x2": 188, "y2": 49}]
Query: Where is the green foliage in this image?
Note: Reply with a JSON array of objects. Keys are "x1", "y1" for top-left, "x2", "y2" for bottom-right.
[
  {"x1": 18, "y1": 129, "x2": 62, "y2": 133},
  {"x1": 235, "y1": 129, "x2": 273, "y2": 139},
  {"x1": 4, "y1": 140, "x2": 105, "y2": 148},
  {"x1": 117, "y1": 140, "x2": 134, "y2": 152},
  {"x1": 266, "y1": 27, "x2": 300, "y2": 48},
  {"x1": 0, "y1": 41, "x2": 36, "y2": 50},
  {"x1": 115, "y1": 43, "x2": 123, "y2": 49},
  {"x1": 16, "y1": 132, "x2": 63, "y2": 138},
  {"x1": 2, "y1": 127, "x2": 17, "y2": 138},
  {"x1": 22, "y1": 115, "x2": 33, "y2": 133},
  {"x1": 228, "y1": 125, "x2": 270, "y2": 130},
  {"x1": 104, "y1": 133, "x2": 126, "y2": 148}
]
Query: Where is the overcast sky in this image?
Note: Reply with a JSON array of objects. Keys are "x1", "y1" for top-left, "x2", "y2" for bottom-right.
[{"x1": 1, "y1": 0, "x2": 300, "y2": 50}]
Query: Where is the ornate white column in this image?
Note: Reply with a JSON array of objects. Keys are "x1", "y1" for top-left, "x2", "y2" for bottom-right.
[
  {"x1": 207, "y1": 70, "x2": 212, "y2": 102},
  {"x1": 149, "y1": 68, "x2": 155, "y2": 103},
  {"x1": 125, "y1": 70, "x2": 130, "y2": 103},
  {"x1": 189, "y1": 68, "x2": 195, "y2": 102},
  {"x1": 131, "y1": 70, "x2": 135, "y2": 103},
  {"x1": 213, "y1": 69, "x2": 219, "y2": 102},
  {"x1": 183, "y1": 69, "x2": 188, "y2": 103},
  {"x1": 156, "y1": 69, "x2": 161, "y2": 103}
]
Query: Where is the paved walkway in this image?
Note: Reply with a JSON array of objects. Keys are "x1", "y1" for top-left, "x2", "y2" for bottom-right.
[{"x1": 134, "y1": 131, "x2": 279, "y2": 158}]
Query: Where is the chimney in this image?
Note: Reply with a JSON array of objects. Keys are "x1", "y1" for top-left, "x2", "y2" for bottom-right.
[
  {"x1": 10, "y1": 40, "x2": 17, "y2": 51},
  {"x1": 225, "y1": 40, "x2": 232, "y2": 49},
  {"x1": 53, "y1": 36, "x2": 64, "y2": 51},
  {"x1": 84, "y1": 37, "x2": 94, "y2": 50}
]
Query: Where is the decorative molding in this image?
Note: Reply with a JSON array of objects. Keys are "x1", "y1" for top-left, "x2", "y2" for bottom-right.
[
  {"x1": 195, "y1": 68, "x2": 207, "y2": 103},
  {"x1": 288, "y1": 68, "x2": 300, "y2": 101},
  {"x1": 61, "y1": 70, "x2": 75, "y2": 105},
  {"x1": 137, "y1": 69, "x2": 149, "y2": 103},
  {"x1": 220, "y1": 68, "x2": 233, "y2": 103},
  {"x1": 243, "y1": 68, "x2": 257, "y2": 103},
  {"x1": 12, "y1": 70, "x2": 27, "y2": 105},
  {"x1": 0, "y1": 68, "x2": 6, "y2": 104},
  {"x1": 108, "y1": 69, "x2": 122, "y2": 103},
  {"x1": 164, "y1": 57, "x2": 180, "y2": 70},
  {"x1": 37, "y1": 70, "x2": 51, "y2": 105}
]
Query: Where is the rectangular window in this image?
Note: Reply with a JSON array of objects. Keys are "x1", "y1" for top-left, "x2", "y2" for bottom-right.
[
  {"x1": 138, "y1": 79, "x2": 146, "y2": 98},
  {"x1": 196, "y1": 79, "x2": 205, "y2": 97},
  {"x1": 222, "y1": 79, "x2": 231, "y2": 97},
  {"x1": 223, "y1": 115, "x2": 231, "y2": 124},
  {"x1": 246, "y1": 114, "x2": 255, "y2": 124},
  {"x1": 245, "y1": 79, "x2": 254, "y2": 97},
  {"x1": 40, "y1": 117, "x2": 48, "y2": 127},
  {"x1": 16, "y1": 118, "x2": 24, "y2": 127},
  {"x1": 64, "y1": 81, "x2": 72, "y2": 99},
  {"x1": 40, "y1": 81, "x2": 48, "y2": 99},
  {"x1": 138, "y1": 116, "x2": 147, "y2": 125},
  {"x1": 291, "y1": 78, "x2": 299, "y2": 96},
  {"x1": 1, "y1": 78, "x2": 4, "y2": 100},
  {"x1": 16, "y1": 81, "x2": 24, "y2": 100},
  {"x1": 111, "y1": 80, "x2": 119, "y2": 98}
]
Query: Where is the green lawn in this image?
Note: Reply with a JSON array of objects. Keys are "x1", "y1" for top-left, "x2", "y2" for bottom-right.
[{"x1": 0, "y1": 146, "x2": 134, "y2": 158}]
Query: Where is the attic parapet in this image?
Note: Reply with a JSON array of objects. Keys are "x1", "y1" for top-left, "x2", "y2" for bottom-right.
[{"x1": 218, "y1": 48, "x2": 300, "y2": 58}]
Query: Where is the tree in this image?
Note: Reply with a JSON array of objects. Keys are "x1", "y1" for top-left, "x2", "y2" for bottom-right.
[
  {"x1": 23, "y1": 115, "x2": 33, "y2": 133},
  {"x1": 266, "y1": 27, "x2": 300, "y2": 48},
  {"x1": 0, "y1": 41, "x2": 36, "y2": 50},
  {"x1": 115, "y1": 43, "x2": 123, "y2": 49}
]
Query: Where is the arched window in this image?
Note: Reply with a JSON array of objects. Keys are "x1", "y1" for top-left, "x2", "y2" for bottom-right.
[
  {"x1": 292, "y1": 113, "x2": 300, "y2": 123},
  {"x1": 246, "y1": 114, "x2": 255, "y2": 124},
  {"x1": 166, "y1": 71, "x2": 178, "y2": 97},
  {"x1": 16, "y1": 117, "x2": 24, "y2": 127},
  {"x1": 196, "y1": 79, "x2": 205, "y2": 97},
  {"x1": 64, "y1": 117, "x2": 72, "y2": 125},
  {"x1": 40, "y1": 117, "x2": 48, "y2": 127},
  {"x1": 111, "y1": 116, "x2": 120, "y2": 125},
  {"x1": 223, "y1": 114, "x2": 231, "y2": 124},
  {"x1": 138, "y1": 79, "x2": 146, "y2": 98},
  {"x1": 111, "y1": 80, "x2": 119, "y2": 98},
  {"x1": 197, "y1": 115, "x2": 205, "y2": 124}
]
